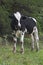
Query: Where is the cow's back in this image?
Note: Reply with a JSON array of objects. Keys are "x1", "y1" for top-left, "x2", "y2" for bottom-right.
[{"x1": 20, "y1": 16, "x2": 36, "y2": 34}]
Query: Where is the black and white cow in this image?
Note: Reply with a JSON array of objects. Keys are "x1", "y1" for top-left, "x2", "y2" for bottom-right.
[{"x1": 10, "y1": 12, "x2": 39, "y2": 54}]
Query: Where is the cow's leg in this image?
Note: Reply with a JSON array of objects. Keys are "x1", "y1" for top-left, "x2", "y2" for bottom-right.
[
  {"x1": 34, "y1": 27, "x2": 39, "y2": 51},
  {"x1": 13, "y1": 34, "x2": 17, "y2": 53},
  {"x1": 31, "y1": 33, "x2": 35, "y2": 51},
  {"x1": 20, "y1": 32, "x2": 25, "y2": 54}
]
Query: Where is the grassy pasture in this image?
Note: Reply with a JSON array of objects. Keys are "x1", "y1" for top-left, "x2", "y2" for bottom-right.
[{"x1": 0, "y1": 34, "x2": 43, "y2": 65}]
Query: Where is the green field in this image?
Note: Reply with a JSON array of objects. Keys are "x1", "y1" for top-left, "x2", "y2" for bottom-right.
[
  {"x1": 0, "y1": 0, "x2": 43, "y2": 65},
  {"x1": 0, "y1": 35, "x2": 43, "y2": 65}
]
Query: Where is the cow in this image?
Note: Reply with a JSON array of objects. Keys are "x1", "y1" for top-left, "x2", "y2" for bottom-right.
[{"x1": 9, "y1": 12, "x2": 39, "y2": 54}]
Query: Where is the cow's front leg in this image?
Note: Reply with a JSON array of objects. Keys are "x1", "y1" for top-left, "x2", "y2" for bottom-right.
[
  {"x1": 20, "y1": 32, "x2": 25, "y2": 54},
  {"x1": 13, "y1": 35, "x2": 17, "y2": 53}
]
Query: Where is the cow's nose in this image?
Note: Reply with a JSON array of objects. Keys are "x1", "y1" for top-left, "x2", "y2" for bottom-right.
[
  {"x1": 18, "y1": 23, "x2": 21, "y2": 28},
  {"x1": 18, "y1": 26, "x2": 21, "y2": 29}
]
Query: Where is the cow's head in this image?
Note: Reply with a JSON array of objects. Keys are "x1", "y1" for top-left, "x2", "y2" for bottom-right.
[
  {"x1": 14, "y1": 12, "x2": 21, "y2": 27},
  {"x1": 9, "y1": 12, "x2": 21, "y2": 30}
]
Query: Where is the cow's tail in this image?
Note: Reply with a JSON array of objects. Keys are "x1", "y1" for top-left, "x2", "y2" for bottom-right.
[
  {"x1": 32, "y1": 18, "x2": 37, "y2": 23},
  {"x1": 29, "y1": 17, "x2": 37, "y2": 23}
]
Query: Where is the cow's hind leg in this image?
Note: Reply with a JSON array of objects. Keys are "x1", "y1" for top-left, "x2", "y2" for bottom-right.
[
  {"x1": 31, "y1": 33, "x2": 35, "y2": 51},
  {"x1": 33, "y1": 27, "x2": 39, "y2": 51}
]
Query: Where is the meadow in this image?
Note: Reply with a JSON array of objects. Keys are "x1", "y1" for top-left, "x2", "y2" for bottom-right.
[
  {"x1": 0, "y1": 0, "x2": 43, "y2": 65},
  {"x1": 0, "y1": 34, "x2": 43, "y2": 65}
]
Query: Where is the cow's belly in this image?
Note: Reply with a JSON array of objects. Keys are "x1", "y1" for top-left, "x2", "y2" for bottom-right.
[{"x1": 27, "y1": 27, "x2": 33, "y2": 34}]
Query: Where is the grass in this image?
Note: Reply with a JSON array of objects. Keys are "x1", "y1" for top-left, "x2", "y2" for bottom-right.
[{"x1": 0, "y1": 36, "x2": 43, "y2": 65}]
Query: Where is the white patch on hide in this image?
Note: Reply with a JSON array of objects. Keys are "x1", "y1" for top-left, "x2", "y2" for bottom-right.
[{"x1": 14, "y1": 12, "x2": 21, "y2": 21}]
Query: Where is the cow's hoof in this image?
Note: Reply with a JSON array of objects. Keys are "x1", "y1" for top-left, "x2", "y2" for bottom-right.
[
  {"x1": 13, "y1": 51, "x2": 16, "y2": 53},
  {"x1": 36, "y1": 48, "x2": 39, "y2": 52},
  {"x1": 31, "y1": 48, "x2": 34, "y2": 51},
  {"x1": 20, "y1": 48, "x2": 24, "y2": 54},
  {"x1": 13, "y1": 49, "x2": 16, "y2": 53},
  {"x1": 13, "y1": 47, "x2": 16, "y2": 53}
]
